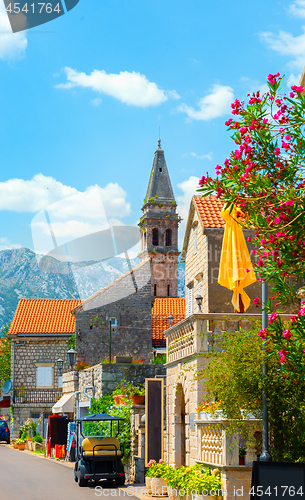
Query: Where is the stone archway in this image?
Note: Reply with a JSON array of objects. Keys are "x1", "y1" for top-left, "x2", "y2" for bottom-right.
[{"x1": 174, "y1": 383, "x2": 186, "y2": 467}]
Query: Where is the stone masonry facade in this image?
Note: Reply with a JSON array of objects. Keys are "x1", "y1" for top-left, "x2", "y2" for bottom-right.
[
  {"x1": 11, "y1": 336, "x2": 71, "y2": 438},
  {"x1": 74, "y1": 259, "x2": 153, "y2": 366}
]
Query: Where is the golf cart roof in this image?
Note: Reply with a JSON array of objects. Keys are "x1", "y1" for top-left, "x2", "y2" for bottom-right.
[{"x1": 77, "y1": 413, "x2": 124, "y2": 422}]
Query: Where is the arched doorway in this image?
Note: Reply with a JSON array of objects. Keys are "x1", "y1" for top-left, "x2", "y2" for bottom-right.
[{"x1": 174, "y1": 383, "x2": 186, "y2": 467}]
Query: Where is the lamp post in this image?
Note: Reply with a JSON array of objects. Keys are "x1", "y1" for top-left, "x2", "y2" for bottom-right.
[
  {"x1": 195, "y1": 295, "x2": 203, "y2": 312},
  {"x1": 260, "y1": 280, "x2": 272, "y2": 462},
  {"x1": 67, "y1": 348, "x2": 77, "y2": 370},
  {"x1": 168, "y1": 314, "x2": 174, "y2": 328}
]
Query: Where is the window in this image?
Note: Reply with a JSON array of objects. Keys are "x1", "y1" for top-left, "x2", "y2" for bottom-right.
[
  {"x1": 187, "y1": 287, "x2": 193, "y2": 316},
  {"x1": 30, "y1": 413, "x2": 41, "y2": 419},
  {"x1": 152, "y1": 228, "x2": 159, "y2": 246},
  {"x1": 154, "y1": 284, "x2": 157, "y2": 296},
  {"x1": 194, "y1": 227, "x2": 197, "y2": 255},
  {"x1": 36, "y1": 366, "x2": 53, "y2": 388},
  {"x1": 159, "y1": 168, "x2": 162, "y2": 172},
  {"x1": 165, "y1": 228, "x2": 172, "y2": 247},
  {"x1": 109, "y1": 317, "x2": 117, "y2": 327},
  {"x1": 167, "y1": 284, "x2": 171, "y2": 297}
]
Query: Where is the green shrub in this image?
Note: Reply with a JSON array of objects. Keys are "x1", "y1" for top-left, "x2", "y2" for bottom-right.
[{"x1": 32, "y1": 434, "x2": 43, "y2": 443}]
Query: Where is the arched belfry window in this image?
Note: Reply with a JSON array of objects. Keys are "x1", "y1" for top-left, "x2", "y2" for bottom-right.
[
  {"x1": 167, "y1": 284, "x2": 171, "y2": 297},
  {"x1": 165, "y1": 228, "x2": 172, "y2": 247},
  {"x1": 152, "y1": 228, "x2": 159, "y2": 246},
  {"x1": 154, "y1": 284, "x2": 157, "y2": 296}
]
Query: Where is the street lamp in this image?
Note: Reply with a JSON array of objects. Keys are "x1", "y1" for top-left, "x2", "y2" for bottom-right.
[
  {"x1": 67, "y1": 348, "x2": 77, "y2": 370},
  {"x1": 56, "y1": 358, "x2": 63, "y2": 375},
  {"x1": 195, "y1": 295, "x2": 203, "y2": 312},
  {"x1": 168, "y1": 314, "x2": 174, "y2": 328}
]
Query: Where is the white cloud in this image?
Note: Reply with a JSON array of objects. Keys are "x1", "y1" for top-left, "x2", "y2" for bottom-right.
[
  {"x1": 178, "y1": 84, "x2": 234, "y2": 121},
  {"x1": 0, "y1": 174, "x2": 77, "y2": 213},
  {"x1": 49, "y1": 183, "x2": 131, "y2": 220},
  {"x1": 176, "y1": 176, "x2": 200, "y2": 247},
  {"x1": 0, "y1": 237, "x2": 22, "y2": 251},
  {"x1": 259, "y1": 28, "x2": 305, "y2": 70},
  {"x1": 0, "y1": 174, "x2": 131, "y2": 220},
  {"x1": 182, "y1": 152, "x2": 213, "y2": 160},
  {"x1": 57, "y1": 67, "x2": 180, "y2": 108},
  {"x1": 91, "y1": 97, "x2": 102, "y2": 107},
  {"x1": 0, "y1": 2, "x2": 27, "y2": 60},
  {"x1": 290, "y1": 0, "x2": 305, "y2": 18}
]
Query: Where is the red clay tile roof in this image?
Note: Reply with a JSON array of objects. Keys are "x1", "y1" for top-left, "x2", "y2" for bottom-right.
[
  {"x1": 151, "y1": 298, "x2": 185, "y2": 348},
  {"x1": 194, "y1": 195, "x2": 225, "y2": 228},
  {"x1": 8, "y1": 298, "x2": 81, "y2": 335}
]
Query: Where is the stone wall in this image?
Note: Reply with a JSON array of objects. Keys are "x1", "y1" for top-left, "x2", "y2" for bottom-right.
[
  {"x1": 11, "y1": 336, "x2": 71, "y2": 389},
  {"x1": 75, "y1": 260, "x2": 153, "y2": 365},
  {"x1": 62, "y1": 371, "x2": 79, "y2": 394},
  {"x1": 77, "y1": 363, "x2": 166, "y2": 402}
]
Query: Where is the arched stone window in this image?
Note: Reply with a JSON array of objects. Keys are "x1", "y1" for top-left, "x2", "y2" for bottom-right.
[
  {"x1": 154, "y1": 284, "x2": 157, "y2": 296},
  {"x1": 152, "y1": 228, "x2": 159, "y2": 246},
  {"x1": 165, "y1": 228, "x2": 172, "y2": 247},
  {"x1": 167, "y1": 284, "x2": 171, "y2": 297}
]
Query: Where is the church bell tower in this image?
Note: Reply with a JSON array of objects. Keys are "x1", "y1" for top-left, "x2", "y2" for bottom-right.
[{"x1": 139, "y1": 140, "x2": 180, "y2": 297}]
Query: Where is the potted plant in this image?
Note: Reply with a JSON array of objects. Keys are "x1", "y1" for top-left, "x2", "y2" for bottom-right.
[
  {"x1": 112, "y1": 380, "x2": 145, "y2": 405},
  {"x1": 32, "y1": 433, "x2": 44, "y2": 451},
  {"x1": 16, "y1": 438, "x2": 26, "y2": 451},
  {"x1": 12, "y1": 440, "x2": 18, "y2": 449},
  {"x1": 131, "y1": 385, "x2": 145, "y2": 405},
  {"x1": 239, "y1": 446, "x2": 246, "y2": 465},
  {"x1": 146, "y1": 459, "x2": 168, "y2": 496},
  {"x1": 189, "y1": 468, "x2": 222, "y2": 500}
]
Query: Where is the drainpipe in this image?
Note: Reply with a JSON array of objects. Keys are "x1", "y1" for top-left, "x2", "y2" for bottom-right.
[
  {"x1": 12, "y1": 340, "x2": 26, "y2": 438},
  {"x1": 74, "y1": 391, "x2": 80, "y2": 420},
  {"x1": 84, "y1": 386, "x2": 95, "y2": 408}
]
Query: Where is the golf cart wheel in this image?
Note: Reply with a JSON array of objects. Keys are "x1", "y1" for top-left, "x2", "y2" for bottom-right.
[
  {"x1": 74, "y1": 463, "x2": 78, "y2": 482},
  {"x1": 78, "y1": 471, "x2": 88, "y2": 487},
  {"x1": 116, "y1": 476, "x2": 125, "y2": 486}
]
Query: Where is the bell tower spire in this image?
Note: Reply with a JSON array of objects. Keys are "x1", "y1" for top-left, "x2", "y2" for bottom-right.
[{"x1": 139, "y1": 141, "x2": 180, "y2": 298}]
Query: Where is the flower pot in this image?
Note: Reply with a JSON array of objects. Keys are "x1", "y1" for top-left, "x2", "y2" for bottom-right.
[
  {"x1": 13, "y1": 442, "x2": 18, "y2": 449},
  {"x1": 17, "y1": 443, "x2": 26, "y2": 451},
  {"x1": 239, "y1": 457, "x2": 245, "y2": 465},
  {"x1": 132, "y1": 395, "x2": 145, "y2": 405},
  {"x1": 151, "y1": 477, "x2": 168, "y2": 496},
  {"x1": 146, "y1": 477, "x2": 152, "y2": 495},
  {"x1": 113, "y1": 395, "x2": 121, "y2": 405}
]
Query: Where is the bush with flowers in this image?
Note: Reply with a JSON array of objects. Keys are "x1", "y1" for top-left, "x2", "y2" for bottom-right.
[
  {"x1": 146, "y1": 462, "x2": 222, "y2": 496},
  {"x1": 146, "y1": 459, "x2": 168, "y2": 478},
  {"x1": 198, "y1": 73, "x2": 305, "y2": 377}
]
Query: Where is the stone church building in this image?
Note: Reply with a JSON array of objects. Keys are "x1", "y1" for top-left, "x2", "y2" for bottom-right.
[{"x1": 74, "y1": 139, "x2": 184, "y2": 364}]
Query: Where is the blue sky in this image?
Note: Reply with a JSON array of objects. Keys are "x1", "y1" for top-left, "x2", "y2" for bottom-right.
[{"x1": 0, "y1": 0, "x2": 305, "y2": 254}]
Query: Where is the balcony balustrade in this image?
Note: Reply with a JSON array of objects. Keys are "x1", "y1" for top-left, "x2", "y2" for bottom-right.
[
  {"x1": 165, "y1": 312, "x2": 291, "y2": 364},
  {"x1": 12, "y1": 388, "x2": 62, "y2": 404}
]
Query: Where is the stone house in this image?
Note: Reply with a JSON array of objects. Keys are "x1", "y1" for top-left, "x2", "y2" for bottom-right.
[
  {"x1": 181, "y1": 195, "x2": 262, "y2": 315},
  {"x1": 8, "y1": 298, "x2": 80, "y2": 437}
]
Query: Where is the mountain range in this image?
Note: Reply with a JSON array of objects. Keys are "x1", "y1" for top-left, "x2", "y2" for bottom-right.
[{"x1": 0, "y1": 248, "x2": 185, "y2": 330}]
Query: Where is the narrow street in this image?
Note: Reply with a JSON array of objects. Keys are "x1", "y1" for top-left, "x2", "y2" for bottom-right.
[{"x1": 0, "y1": 444, "x2": 136, "y2": 500}]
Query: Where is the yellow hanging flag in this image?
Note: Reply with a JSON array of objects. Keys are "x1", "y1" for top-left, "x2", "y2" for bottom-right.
[{"x1": 218, "y1": 205, "x2": 256, "y2": 312}]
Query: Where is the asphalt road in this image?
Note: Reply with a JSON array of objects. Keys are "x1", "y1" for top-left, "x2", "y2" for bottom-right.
[{"x1": 0, "y1": 444, "x2": 136, "y2": 500}]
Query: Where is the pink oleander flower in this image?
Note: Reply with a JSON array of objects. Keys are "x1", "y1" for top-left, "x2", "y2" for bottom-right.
[
  {"x1": 259, "y1": 328, "x2": 268, "y2": 340},
  {"x1": 274, "y1": 217, "x2": 281, "y2": 224},
  {"x1": 254, "y1": 297, "x2": 260, "y2": 307},
  {"x1": 159, "y1": 459, "x2": 164, "y2": 463},
  {"x1": 283, "y1": 329, "x2": 291, "y2": 341},
  {"x1": 274, "y1": 147, "x2": 280, "y2": 155},
  {"x1": 247, "y1": 236, "x2": 251, "y2": 242},
  {"x1": 269, "y1": 312, "x2": 278, "y2": 325},
  {"x1": 290, "y1": 315, "x2": 297, "y2": 322}
]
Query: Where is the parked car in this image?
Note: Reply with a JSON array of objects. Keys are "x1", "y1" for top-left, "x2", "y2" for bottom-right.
[{"x1": 0, "y1": 420, "x2": 10, "y2": 444}]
